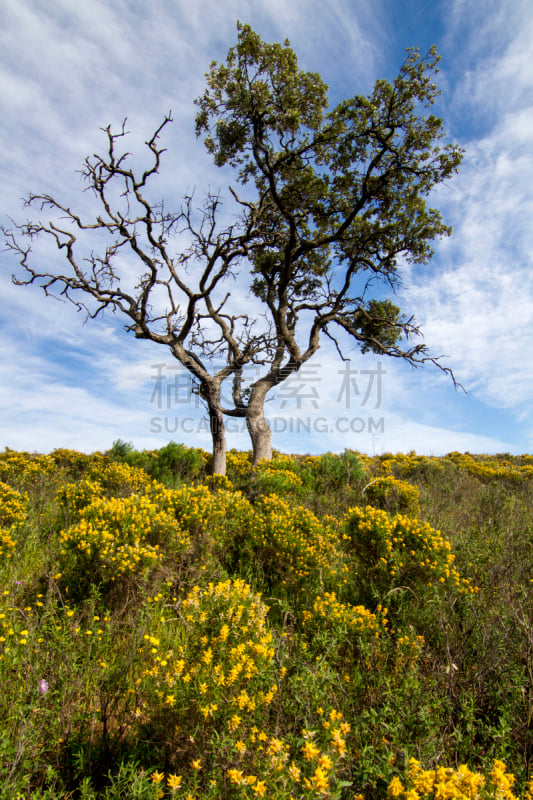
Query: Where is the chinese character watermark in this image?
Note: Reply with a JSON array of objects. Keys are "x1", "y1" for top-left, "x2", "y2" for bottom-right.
[
  {"x1": 147, "y1": 359, "x2": 387, "y2": 437},
  {"x1": 276, "y1": 364, "x2": 321, "y2": 409},
  {"x1": 150, "y1": 363, "x2": 201, "y2": 410},
  {"x1": 336, "y1": 361, "x2": 385, "y2": 409}
]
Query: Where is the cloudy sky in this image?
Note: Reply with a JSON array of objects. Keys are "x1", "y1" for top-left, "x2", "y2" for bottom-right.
[{"x1": 1, "y1": 0, "x2": 532, "y2": 458}]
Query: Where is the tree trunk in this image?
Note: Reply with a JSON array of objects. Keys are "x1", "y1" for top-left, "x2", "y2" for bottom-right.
[
  {"x1": 208, "y1": 403, "x2": 227, "y2": 475},
  {"x1": 247, "y1": 408, "x2": 272, "y2": 465},
  {"x1": 246, "y1": 385, "x2": 273, "y2": 466}
]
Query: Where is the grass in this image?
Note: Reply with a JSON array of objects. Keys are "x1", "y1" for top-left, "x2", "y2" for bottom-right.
[{"x1": 0, "y1": 443, "x2": 532, "y2": 799}]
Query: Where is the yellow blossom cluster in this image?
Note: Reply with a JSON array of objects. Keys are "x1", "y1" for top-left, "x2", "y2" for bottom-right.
[
  {"x1": 344, "y1": 505, "x2": 476, "y2": 594},
  {"x1": 86, "y1": 460, "x2": 152, "y2": 495},
  {"x1": 226, "y1": 450, "x2": 253, "y2": 478},
  {"x1": 137, "y1": 578, "x2": 276, "y2": 721},
  {"x1": 59, "y1": 492, "x2": 191, "y2": 580},
  {"x1": 49, "y1": 448, "x2": 105, "y2": 475},
  {"x1": 364, "y1": 476, "x2": 421, "y2": 516},
  {"x1": 374, "y1": 453, "x2": 446, "y2": 478},
  {"x1": 252, "y1": 494, "x2": 342, "y2": 588},
  {"x1": 56, "y1": 478, "x2": 105, "y2": 513},
  {"x1": 169, "y1": 483, "x2": 259, "y2": 547},
  {"x1": 166, "y1": 481, "x2": 343, "y2": 594},
  {"x1": 222, "y1": 707, "x2": 351, "y2": 797},
  {"x1": 303, "y1": 591, "x2": 381, "y2": 636},
  {"x1": 0, "y1": 481, "x2": 28, "y2": 559},
  {"x1": 0, "y1": 449, "x2": 55, "y2": 484},
  {"x1": 206, "y1": 473, "x2": 234, "y2": 491},
  {"x1": 387, "y1": 757, "x2": 528, "y2": 800}
]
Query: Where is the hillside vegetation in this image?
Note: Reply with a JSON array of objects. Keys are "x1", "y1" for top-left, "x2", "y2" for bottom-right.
[{"x1": 1, "y1": 444, "x2": 533, "y2": 799}]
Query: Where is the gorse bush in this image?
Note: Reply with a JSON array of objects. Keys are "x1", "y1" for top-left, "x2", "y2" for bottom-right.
[
  {"x1": 58, "y1": 492, "x2": 191, "y2": 601},
  {"x1": 363, "y1": 475, "x2": 420, "y2": 515},
  {"x1": 0, "y1": 481, "x2": 28, "y2": 559},
  {"x1": 343, "y1": 505, "x2": 475, "y2": 609},
  {"x1": 1, "y1": 445, "x2": 532, "y2": 798}
]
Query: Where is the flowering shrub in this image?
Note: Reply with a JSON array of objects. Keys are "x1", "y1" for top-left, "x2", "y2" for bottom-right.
[
  {"x1": 304, "y1": 591, "x2": 381, "y2": 636},
  {"x1": 0, "y1": 449, "x2": 54, "y2": 485},
  {"x1": 302, "y1": 591, "x2": 385, "y2": 678},
  {"x1": 59, "y1": 492, "x2": 191, "y2": 594},
  {"x1": 254, "y1": 463, "x2": 304, "y2": 494},
  {"x1": 87, "y1": 459, "x2": 152, "y2": 495},
  {"x1": 0, "y1": 481, "x2": 28, "y2": 528},
  {"x1": 0, "y1": 481, "x2": 28, "y2": 560},
  {"x1": 55, "y1": 477, "x2": 104, "y2": 514},
  {"x1": 49, "y1": 447, "x2": 105, "y2": 477},
  {"x1": 227, "y1": 450, "x2": 253, "y2": 479},
  {"x1": 135, "y1": 579, "x2": 278, "y2": 784},
  {"x1": 168, "y1": 483, "x2": 260, "y2": 558},
  {"x1": 364, "y1": 476, "x2": 420, "y2": 515},
  {"x1": 344, "y1": 505, "x2": 476, "y2": 599},
  {"x1": 252, "y1": 495, "x2": 342, "y2": 595},
  {"x1": 136, "y1": 581, "x2": 356, "y2": 798}
]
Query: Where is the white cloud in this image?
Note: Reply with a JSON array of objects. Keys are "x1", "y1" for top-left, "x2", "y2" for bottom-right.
[{"x1": 400, "y1": 3, "x2": 533, "y2": 422}]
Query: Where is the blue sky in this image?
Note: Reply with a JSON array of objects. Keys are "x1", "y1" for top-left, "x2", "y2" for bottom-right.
[{"x1": 1, "y1": 0, "x2": 532, "y2": 457}]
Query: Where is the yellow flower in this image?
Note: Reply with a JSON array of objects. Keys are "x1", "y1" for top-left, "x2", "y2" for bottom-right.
[
  {"x1": 253, "y1": 780, "x2": 267, "y2": 797},
  {"x1": 267, "y1": 737, "x2": 284, "y2": 756},
  {"x1": 288, "y1": 762, "x2": 301, "y2": 782},
  {"x1": 167, "y1": 773, "x2": 182, "y2": 790},
  {"x1": 302, "y1": 740, "x2": 320, "y2": 761},
  {"x1": 151, "y1": 771, "x2": 165, "y2": 784},
  {"x1": 305, "y1": 766, "x2": 329, "y2": 794},
  {"x1": 318, "y1": 754, "x2": 333, "y2": 772},
  {"x1": 191, "y1": 759, "x2": 202, "y2": 770},
  {"x1": 227, "y1": 768, "x2": 245, "y2": 785},
  {"x1": 387, "y1": 777, "x2": 404, "y2": 798}
]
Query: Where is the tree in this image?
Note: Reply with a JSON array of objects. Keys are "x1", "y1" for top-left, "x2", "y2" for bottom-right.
[
  {"x1": 194, "y1": 24, "x2": 463, "y2": 463},
  {"x1": 4, "y1": 23, "x2": 463, "y2": 472}
]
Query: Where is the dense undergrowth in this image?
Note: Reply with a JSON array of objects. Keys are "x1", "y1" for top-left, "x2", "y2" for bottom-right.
[{"x1": 1, "y1": 442, "x2": 533, "y2": 799}]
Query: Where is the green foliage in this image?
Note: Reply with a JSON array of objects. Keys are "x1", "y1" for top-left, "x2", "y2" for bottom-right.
[
  {"x1": 310, "y1": 450, "x2": 367, "y2": 489},
  {"x1": 108, "y1": 440, "x2": 208, "y2": 485},
  {"x1": 195, "y1": 24, "x2": 464, "y2": 365}
]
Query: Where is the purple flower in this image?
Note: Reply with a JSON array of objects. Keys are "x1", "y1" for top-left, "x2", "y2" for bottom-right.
[{"x1": 39, "y1": 679, "x2": 49, "y2": 695}]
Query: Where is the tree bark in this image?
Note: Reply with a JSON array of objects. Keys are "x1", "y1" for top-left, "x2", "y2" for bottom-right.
[
  {"x1": 247, "y1": 409, "x2": 272, "y2": 466},
  {"x1": 246, "y1": 383, "x2": 273, "y2": 466},
  {"x1": 209, "y1": 403, "x2": 227, "y2": 475}
]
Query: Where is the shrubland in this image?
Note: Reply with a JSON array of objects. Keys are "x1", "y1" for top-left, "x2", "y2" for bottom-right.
[{"x1": 1, "y1": 443, "x2": 532, "y2": 799}]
